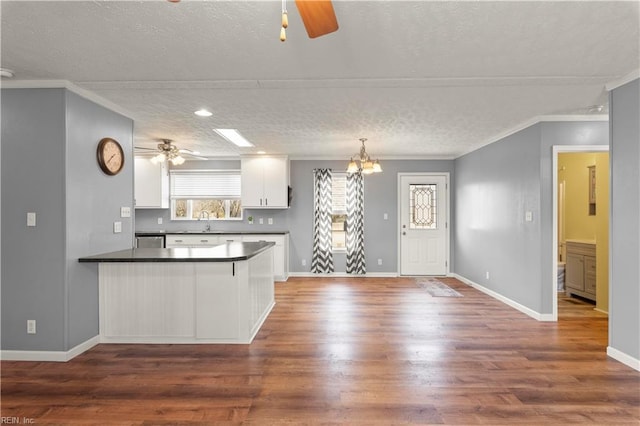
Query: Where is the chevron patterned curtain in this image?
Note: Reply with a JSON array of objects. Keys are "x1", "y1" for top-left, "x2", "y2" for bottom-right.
[
  {"x1": 346, "y1": 171, "x2": 366, "y2": 274},
  {"x1": 311, "y1": 169, "x2": 334, "y2": 273}
]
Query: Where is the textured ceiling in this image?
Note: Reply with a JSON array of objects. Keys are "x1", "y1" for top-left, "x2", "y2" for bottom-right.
[{"x1": 1, "y1": 1, "x2": 638, "y2": 159}]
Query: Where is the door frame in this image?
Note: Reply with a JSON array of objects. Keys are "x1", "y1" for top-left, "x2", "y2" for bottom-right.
[
  {"x1": 397, "y1": 172, "x2": 451, "y2": 276},
  {"x1": 551, "y1": 145, "x2": 609, "y2": 321}
]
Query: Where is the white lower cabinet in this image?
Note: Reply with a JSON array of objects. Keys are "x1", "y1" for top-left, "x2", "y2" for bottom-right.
[
  {"x1": 242, "y1": 235, "x2": 289, "y2": 281},
  {"x1": 565, "y1": 241, "x2": 596, "y2": 302},
  {"x1": 195, "y1": 263, "x2": 239, "y2": 339},
  {"x1": 100, "y1": 263, "x2": 195, "y2": 338},
  {"x1": 165, "y1": 234, "x2": 242, "y2": 248},
  {"x1": 98, "y1": 249, "x2": 275, "y2": 344},
  {"x1": 164, "y1": 233, "x2": 288, "y2": 281},
  {"x1": 218, "y1": 234, "x2": 243, "y2": 244}
]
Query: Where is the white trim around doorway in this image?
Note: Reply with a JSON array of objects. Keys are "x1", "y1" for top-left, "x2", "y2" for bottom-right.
[
  {"x1": 396, "y1": 172, "x2": 451, "y2": 276},
  {"x1": 551, "y1": 145, "x2": 609, "y2": 321}
]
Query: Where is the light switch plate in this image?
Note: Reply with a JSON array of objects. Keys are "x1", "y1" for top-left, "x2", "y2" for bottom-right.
[
  {"x1": 157, "y1": 217, "x2": 163, "y2": 225},
  {"x1": 525, "y1": 211, "x2": 533, "y2": 222},
  {"x1": 121, "y1": 207, "x2": 131, "y2": 218},
  {"x1": 259, "y1": 218, "x2": 264, "y2": 225},
  {"x1": 383, "y1": 213, "x2": 388, "y2": 220},
  {"x1": 27, "y1": 212, "x2": 36, "y2": 227},
  {"x1": 114, "y1": 221, "x2": 122, "y2": 233},
  {"x1": 268, "y1": 218, "x2": 273, "y2": 225}
]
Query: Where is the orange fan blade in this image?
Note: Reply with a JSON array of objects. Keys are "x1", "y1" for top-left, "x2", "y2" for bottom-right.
[{"x1": 294, "y1": 0, "x2": 339, "y2": 38}]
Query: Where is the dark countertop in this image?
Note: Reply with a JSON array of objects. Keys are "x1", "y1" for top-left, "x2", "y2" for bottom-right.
[
  {"x1": 135, "y1": 230, "x2": 289, "y2": 236},
  {"x1": 79, "y1": 241, "x2": 275, "y2": 263}
]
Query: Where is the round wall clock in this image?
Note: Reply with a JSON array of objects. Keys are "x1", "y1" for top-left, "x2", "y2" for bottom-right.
[{"x1": 96, "y1": 137, "x2": 124, "y2": 176}]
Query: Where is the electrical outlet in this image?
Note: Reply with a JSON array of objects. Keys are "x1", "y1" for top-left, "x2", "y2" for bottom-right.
[
  {"x1": 27, "y1": 320, "x2": 36, "y2": 334},
  {"x1": 259, "y1": 218, "x2": 264, "y2": 225},
  {"x1": 377, "y1": 258, "x2": 382, "y2": 265},
  {"x1": 268, "y1": 218, "x2": 273, "y2": 225},
  {"x1": 301, "y1": 259, "x2": 307, "y2": 266},
  {"x1": 114, "y1": 221, "x2": 122, "y2": 233},
  {"x1": 525, "y1": 211, "x2": 533, "y2": 222},
  {"x1": 485, "y1": 271, "x2": 490, "y2": 280},
  {"x1": 157, "y1": 217, "x2": 163, "y2": 225},
  {"x1": 27, "y1": 212, "x2": 36, "y2": 227}
]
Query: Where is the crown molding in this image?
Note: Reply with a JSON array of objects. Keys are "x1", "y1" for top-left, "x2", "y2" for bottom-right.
[
  {"x1": 288, "y1": 155, "x2": 456, "y2": 161},
  {"x1": 605, "y1": 69, "x2": 640, "y2": 91},
  {"x1": 0, "y1": 79, "x2": 135, "y2": 119},
  {"x1": 457, "y1": 114, "x2": 609, "y2": 158}
]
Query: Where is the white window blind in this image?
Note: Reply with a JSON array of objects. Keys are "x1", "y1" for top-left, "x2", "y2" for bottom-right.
[
  {"x1": 170, "y1": 170, "x2": 241, "y2": 199},
  {"x1": 332, "y1": 174, "x2": 346, "y2": 212}
]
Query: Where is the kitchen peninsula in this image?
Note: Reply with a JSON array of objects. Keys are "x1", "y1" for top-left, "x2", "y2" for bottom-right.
[
  {"x1": 79, "y1": 241, "x2": 275, "y2": 344},
  {"x1": 137, "y1": 231, "x2": 290, "y2": 282}
]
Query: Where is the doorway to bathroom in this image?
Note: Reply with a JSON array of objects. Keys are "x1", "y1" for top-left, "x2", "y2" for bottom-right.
[{"x1": 553, "y1": 146, "x2": 609, "y2": 320}]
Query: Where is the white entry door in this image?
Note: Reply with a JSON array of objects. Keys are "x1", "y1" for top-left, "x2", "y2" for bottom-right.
[{"x1": 399, "y1": 174, "x2": 448, "y2": 276}]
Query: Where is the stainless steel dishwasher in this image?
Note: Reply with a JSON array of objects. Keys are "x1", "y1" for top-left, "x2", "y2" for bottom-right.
[{"x1": 135, "y1": 235, "x2": 165, "y2": 248}]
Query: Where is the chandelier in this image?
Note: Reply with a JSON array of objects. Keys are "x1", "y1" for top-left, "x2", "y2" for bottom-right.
[
  {"x1": 346, "y1": 138, "x2": 382, "y2": 175},
  {"x1": 150, "y1": 140, "x2": 185, "y2": 166}
]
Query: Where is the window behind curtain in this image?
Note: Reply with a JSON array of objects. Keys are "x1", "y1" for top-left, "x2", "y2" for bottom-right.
[
  {"x1": 332, "y1": 174, "x2": 347, "y2": 250},
  {"x1": 170, "y1": 170, "x2": 242, "y2": 220}
]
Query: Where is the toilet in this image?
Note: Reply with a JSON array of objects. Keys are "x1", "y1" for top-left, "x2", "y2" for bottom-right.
[{"x1": 557, "y1": 262, "x2": 566, "y2": 291}]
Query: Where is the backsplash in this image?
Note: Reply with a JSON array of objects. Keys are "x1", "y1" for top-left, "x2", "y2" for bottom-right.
[{"x1": 135, "y1": 208, "x2": 291, "y2": 233}]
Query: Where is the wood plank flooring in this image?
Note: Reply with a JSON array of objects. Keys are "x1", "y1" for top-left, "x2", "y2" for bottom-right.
[{"x1": 2, "y1": 277, "x2": 639, "y2": 425}]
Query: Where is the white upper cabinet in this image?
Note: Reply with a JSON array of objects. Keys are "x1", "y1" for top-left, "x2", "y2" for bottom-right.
[
  {"x1": 241, "y1": 156, "x2": 289, "y2": 208},
  {"x1": 134, "y1": 157, "x2": 169, "y2": 209}
]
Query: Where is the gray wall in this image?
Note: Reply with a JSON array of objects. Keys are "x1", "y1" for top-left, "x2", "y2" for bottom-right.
[
  {"x1": 454, "y1": 121, "x2": 608, "y2": 314},
  {"x1": 454, "y1": 124, "x2": 544, "y2": 310},
  {"x1": 136, "y1": 159, "x2": 455, "y2": 273},
  {"x1": 65, "y1": 91, "x2": 134, "y2": 348},
  {"x1": 1, "y1": 88, "x2": 134, "y2": 352},
  {"x1": 609, "y1": 78, "x2": 640, "y2": 360},
  {"x1": 286, "y1": 160, "x2": 455, "y2": 273},
  {"x1": 2, "y1": 89, "x2": 67, "y2": 351},
  {"x1": 539, "y1": 121, "x2": 610, "y2": 313}
]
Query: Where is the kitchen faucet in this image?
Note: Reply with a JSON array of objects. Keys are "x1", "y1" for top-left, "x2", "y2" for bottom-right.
[{"x1": 199, "y1": 211, "x2": 211, "y2": 231}]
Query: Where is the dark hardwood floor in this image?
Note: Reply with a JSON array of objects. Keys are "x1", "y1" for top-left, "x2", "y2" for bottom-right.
[{"x1": 2, "y1": 277, "x2": 639, "y2": 425}]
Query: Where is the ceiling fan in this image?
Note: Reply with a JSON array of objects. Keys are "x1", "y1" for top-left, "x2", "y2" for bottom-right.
[
  {"x1": 290, "y1": 0, "x2": 339, "y2": 39},
  {"x1": 166, "y1": 0, "x2": 338, "y2": 40},
  {"x1": 135, "y1": 139, "x2": 207, "y2": 165}
]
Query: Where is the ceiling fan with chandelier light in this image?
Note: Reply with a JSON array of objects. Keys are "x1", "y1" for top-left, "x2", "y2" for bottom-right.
[{"x1": 135, "y1": 139, "x2": 207, "y2": 165}]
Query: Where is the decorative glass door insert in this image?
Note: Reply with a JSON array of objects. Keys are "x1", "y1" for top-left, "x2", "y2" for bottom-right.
[{"x1": 409, "y1": 184, "x2": 437, "y2": 229}]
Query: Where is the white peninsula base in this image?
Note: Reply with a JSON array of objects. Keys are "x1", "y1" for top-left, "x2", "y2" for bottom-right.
[{"x1": 98, "y1": 248, "x2": 274, "y2": 344}]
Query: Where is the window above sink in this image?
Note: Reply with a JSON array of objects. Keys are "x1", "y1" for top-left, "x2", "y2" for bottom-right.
[{"x1": 170, "y1": 170, "x2": 243, "y2": 221}]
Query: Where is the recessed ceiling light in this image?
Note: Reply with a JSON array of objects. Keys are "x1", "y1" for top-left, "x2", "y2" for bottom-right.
[
  {"x1": 0, "y1": 68, "x2": 15, "y2": 78},
  {"x1": 194, "y1": 109, "x2": 212, "y2": 117},
  {"x1": 213, "y1": 129, "x2": 254, "y2": 147},
  {"x1": 257, "y1": 151, "x2": 266, "y2": 155}
]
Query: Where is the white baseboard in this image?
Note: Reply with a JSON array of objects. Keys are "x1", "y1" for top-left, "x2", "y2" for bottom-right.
[
  {"x1": 607, "y1": 346, "x2": 640, "y2": 371},
  {"x1": 287, "y1": 272, "x2": 398, "y2": 278},
  {"x1": 1, "y1": 336, "x2": 100, "y2": 362},
  {"x1": 451, "y1": 273, "x2": 552, "y2": 321}
]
